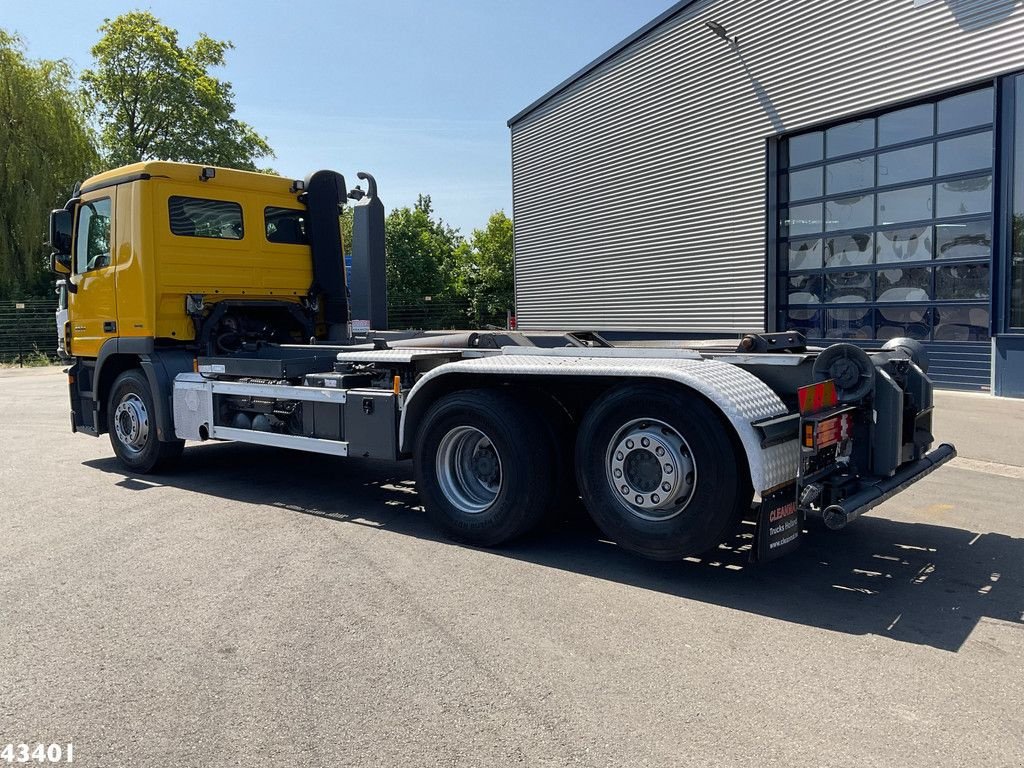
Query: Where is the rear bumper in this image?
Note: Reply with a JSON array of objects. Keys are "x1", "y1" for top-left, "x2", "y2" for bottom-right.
[{"x1": 810, "y1": 443, "x2": 957, "y2": 530}]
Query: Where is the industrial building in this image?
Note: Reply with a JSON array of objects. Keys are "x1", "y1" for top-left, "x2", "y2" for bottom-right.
[{"x1": 508, "y1": 0, "x2": 1024, "y2": 394}]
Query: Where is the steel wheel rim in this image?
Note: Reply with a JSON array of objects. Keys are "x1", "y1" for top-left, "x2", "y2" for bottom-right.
[
  {"x1": 605, "y1": 417, "x2": 696, "y2": 521},
  {"x1": 436, "y1": 426, "x2": 503, "y2": 514},
  {"x1": 114, "y1": 393, "x2": 150, "y2": 455}
]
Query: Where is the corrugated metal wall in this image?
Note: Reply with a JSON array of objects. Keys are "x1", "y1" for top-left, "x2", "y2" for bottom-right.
[{"x1": 510, "y1": 0, "x2": 1024, "y2": 331}]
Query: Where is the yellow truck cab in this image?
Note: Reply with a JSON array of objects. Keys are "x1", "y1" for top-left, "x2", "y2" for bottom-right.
[{"x1": 49, "y1": 161, "x2": 385, "y2": 466}]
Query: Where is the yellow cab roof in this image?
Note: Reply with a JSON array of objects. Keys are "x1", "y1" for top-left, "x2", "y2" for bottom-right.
[{"x1": 79, "y1": 161, "x2": 296, "y2": 196}]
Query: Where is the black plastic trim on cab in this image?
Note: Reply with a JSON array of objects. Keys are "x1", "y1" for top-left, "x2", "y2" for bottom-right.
[
  {"x1": 140, "y1": 349, "x2": 194, "y2": 442},
  {"x1": 79, "y1": 172, "x2": 152, "y2": 195}
]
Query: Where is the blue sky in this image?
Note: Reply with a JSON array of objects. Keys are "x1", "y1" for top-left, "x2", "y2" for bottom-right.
[{"x1": 5, "y1": 0, "x2": 674, "y2": 233}]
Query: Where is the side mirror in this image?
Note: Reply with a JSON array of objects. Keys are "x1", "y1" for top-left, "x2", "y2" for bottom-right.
[
  {"x1": 50, "y1": 251, "x2": 71, "y2": 275},
  {"x1": 49, "y1": 209, "x2": 73, "y2": 274}
]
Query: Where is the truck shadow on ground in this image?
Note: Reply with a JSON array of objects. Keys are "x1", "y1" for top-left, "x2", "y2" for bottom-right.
[{"x1": 85, "y1": 441, "x2": 1024, "y2": 654}]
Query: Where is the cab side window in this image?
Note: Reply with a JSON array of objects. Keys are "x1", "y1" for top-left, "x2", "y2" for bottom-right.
[
  {"x1": 75, "y1": 198, "x2": 112, "y2": 273},
  {"x1": 169, "y1": 196, "x2": 244, "y2": 240},
  {"x1": 265, "y1": 207, "x2": 308, "y2": 244}
]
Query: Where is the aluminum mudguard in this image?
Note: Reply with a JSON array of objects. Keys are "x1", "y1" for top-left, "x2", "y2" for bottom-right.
[{"x1": 400, "y1": 354, "x2": 800, "y2": 495}]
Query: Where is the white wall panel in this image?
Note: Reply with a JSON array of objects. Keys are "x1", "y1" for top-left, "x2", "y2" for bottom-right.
[{"x1": 510, "y1": 0, "x2": 1024, "y2": 331}]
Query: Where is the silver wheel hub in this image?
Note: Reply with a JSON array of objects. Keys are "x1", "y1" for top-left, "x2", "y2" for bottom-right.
[
  {"x1": 436, "y1": 426, "x2": 503, "y2": 515},
  {"x1": 606, "y1": 418, "x2": 695, "y2": 521},
  {"x1": 114, "y1": 394, "x2": 150, "y2": 454}
]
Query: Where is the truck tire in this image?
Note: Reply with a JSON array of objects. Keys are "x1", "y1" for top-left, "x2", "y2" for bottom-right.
[
  {"x1": 575, "y1": 383, "x2": 747, "y2": 560},
  {"x1": 414, "y1": 389, "x2": 556, "y2": 547},
  {"x1": 107, "y1": 369, "x2": 184, "y2": 474}
]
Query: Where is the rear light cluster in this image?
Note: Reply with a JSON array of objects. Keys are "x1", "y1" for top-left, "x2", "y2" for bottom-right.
[{"x1": 802, "y1": 412, "x2": 853, "y2": 450}]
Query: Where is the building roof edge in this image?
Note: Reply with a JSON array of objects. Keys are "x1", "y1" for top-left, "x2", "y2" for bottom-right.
[{"x1": 507, "y1": 0, "x2": 700, "y2": 127}]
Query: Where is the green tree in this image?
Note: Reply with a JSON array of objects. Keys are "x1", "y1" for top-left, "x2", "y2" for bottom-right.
[
  {"x1": 385, "y1": 195, "x2": 463, "y2": 326},
  {"x1": 81, "y1": 11, "x2": 272, "y2": 170},
  {"x1": 454, "y1": 211, "x2": 514, "y2": 325},
  {"x1": 0, "y1": 30, "x2": 98, "y2": 299},
  {"x1": 341, "y1": 207, "x2": 354, "y2": 257}
]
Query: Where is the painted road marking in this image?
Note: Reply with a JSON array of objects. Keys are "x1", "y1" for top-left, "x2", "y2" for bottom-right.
[{"x1": 949, "y1": 457, "x2": 1024, "y2": 480}]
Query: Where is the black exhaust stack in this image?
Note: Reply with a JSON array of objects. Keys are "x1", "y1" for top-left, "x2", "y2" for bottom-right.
[
  {"x1": 304, "y1": 170, "x2": 351, "y2": 341},
  {"x1": 349, "y1": 172, "x2": 388, "y2": 331}
]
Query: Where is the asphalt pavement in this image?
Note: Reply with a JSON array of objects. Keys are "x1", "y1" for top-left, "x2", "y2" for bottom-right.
[{"x1": 1, "y1": 366, "x2": 1022, "y2": 767}]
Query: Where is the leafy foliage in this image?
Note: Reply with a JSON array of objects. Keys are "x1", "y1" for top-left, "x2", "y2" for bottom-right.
[
  {"x1": 0, "y1": 31, "x2": 98, "y2": 299},
  {"x1": 0, "y1": 16, "x2": 520, "y2": 320},
  {"x1": 81, "y1": 11, "x2": 272, "y2": 169},
  {"x1": 385, "y1": 195, "x2": 462, "y2": 303},
  {"x1": 454, "y1": 211, "x2": 514, "y2": 325},
  {"x1": 383, "y1": 202, "x2": 515, "y2": 328}
]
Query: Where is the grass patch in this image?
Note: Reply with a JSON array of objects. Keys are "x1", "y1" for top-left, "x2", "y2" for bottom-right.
[{"x1": 0, "y1": 345, "x2": 58, "y2": 368}]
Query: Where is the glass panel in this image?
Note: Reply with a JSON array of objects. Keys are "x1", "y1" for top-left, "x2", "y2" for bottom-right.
[
  {"x1": 825, "y1": 233, "x2": 872, "y2": 267},
  {"x1": 1012, "y1": 75, "x2": 1024, "y2": 327},
  {"x1": 876, "y1": 226, "x2": 932, "y2": 263},
  {"x1": 933, "y1": 305, "x2": 990, "y2": 341},
  {"x1": 782, "y1": 203, "x2": 823, "y2": 236},
  {"x1": 876, "y1": 306, "x2": 931, "y2": 341},
  {"x1": 786, "y1": 274, "x2": 822, "y2": 304},
  {"x1": 937, "y1": 87, "x2": 994, "y2": 134},
  {"x1": 936, "y1": 175, "x2": 991, "y2": 218},
  {"x1": 169, "y1": 196, "x2": 244, "y2": 240},
  {"x1": 787, "y1": 239, "x2": 823, "y2": 271},
  {"x1": 936, "y1": 264, "x2": 989, "y2": 300},
  {"x1": 935, "y1": 220, "x2": 991, "y2": 260},
  {"x1": 878, "y1": 103, "x2": 934, "y2": 146},
  {"x1": 788, "y1": 167, "x2": 822, "y2": 201},
  {"x1": 826, "y1": 156, "x2": 873, "y2": 194},
  {"x1": 75, "y1": 198, "x2": 112, "y2": 274},
  {"x1": 825, "y1": 194, "x2": 873, "y2": 232},
  {"x1": 265, "y1": 207, "x2": 308, "y2": 244},
  {"x1": 825, "y1": 270, "x2": 872, "y2": 303},
  {"x1": 877, "y1": 183, "x2": 932, "y2": 225},
  {"x1": 826, "y1": 307, "x2": 874, "y2": 339},
  {"x1": 826, "y1": 119, "x2": 875, "y2": 158},
  {"x1": 877, "y1": 144, "x2": 933, "y2": 186},
  {"x1": 788, "y1": 132, "x2": 823, "y2": 166},
  {"x1": 785, "y1": 308, "x2": 822, "y2": 338},
  {"x1": 937, "y1": 131, "x2": 992, "y2": 176},
  {"x1": 878, "y1": 267, "x2": 931, "y2": 302}
]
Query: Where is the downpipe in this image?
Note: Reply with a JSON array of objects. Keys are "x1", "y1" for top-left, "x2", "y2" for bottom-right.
[{"x1": 819, "y1": 443, "x2": 957, "y2": 530}]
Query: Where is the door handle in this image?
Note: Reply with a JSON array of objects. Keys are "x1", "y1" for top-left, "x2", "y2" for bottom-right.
[{"x1": 103, "y1": 321, "x2": 117, "y2": 333}]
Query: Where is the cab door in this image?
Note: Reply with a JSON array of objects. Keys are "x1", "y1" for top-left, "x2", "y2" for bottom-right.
[{"x1": 69, "y1": 190, "x2": 117, "y2": 359}]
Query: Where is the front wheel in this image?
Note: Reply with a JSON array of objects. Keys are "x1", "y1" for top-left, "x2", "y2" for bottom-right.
[
  {"x1": 414, "y1": 389, "x2": 557, "y2": 547},
  {"x1": 575, "y1": 383, "x2": 749, "y2": 560},
  {"x1": 107, "y1": 369, "x2": 183, "y2": 473}
]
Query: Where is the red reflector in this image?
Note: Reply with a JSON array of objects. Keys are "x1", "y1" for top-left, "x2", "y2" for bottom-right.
[
  {"x1": 798, "y1": 380, "x2": 838, "y2": 415},
  {"x1": 807, "y1": 412, "x2": 853, "y2": 450},
  {"x1": 816, "y1": 418, "x2": 841, "y2": 449}
]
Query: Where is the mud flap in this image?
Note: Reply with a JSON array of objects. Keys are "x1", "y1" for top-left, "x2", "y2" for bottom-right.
[{"x1": 752, "y1": 482, "x2": 800, "y2": 562}]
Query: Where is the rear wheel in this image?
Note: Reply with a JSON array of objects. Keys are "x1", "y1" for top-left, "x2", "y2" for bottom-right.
[
  {"x1": 414, "y1": 389, "x2": 557, "y2": 547},
  {"x1": 107, "y1": 369, "x2": 184, "y2": 473},
  {"x1": 575, "y1": 383, "x2": 748, "y2": 560}
]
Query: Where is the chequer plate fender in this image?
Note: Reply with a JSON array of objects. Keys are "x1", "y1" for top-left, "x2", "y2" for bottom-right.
[{"x1": 400, "y1": 353, "x2": 800, "y2": 495}]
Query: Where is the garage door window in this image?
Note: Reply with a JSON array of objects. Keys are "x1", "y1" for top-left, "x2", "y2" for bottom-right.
[
  {"x1": 1011, "y1": 75, "x2": 1024, "y2": 329},
  {"x1": 778, "y1": 86, "x2": 994, "y2": 342}
]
